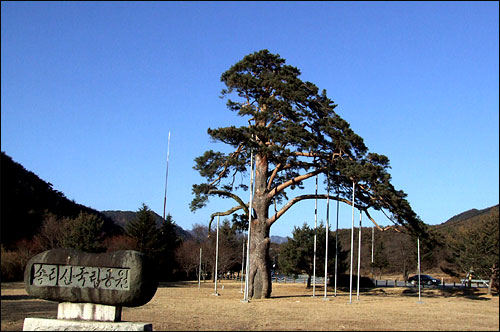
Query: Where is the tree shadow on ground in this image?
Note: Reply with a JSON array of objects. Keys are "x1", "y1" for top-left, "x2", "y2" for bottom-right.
[
  {"x1": 270, "y1": 294, "x2": 317, "y2": 299},
  {"x1": 158, "y1": 281, "x2": 203, "y2": 288},
  {"x1": 400, "y1": 287, "x2": 493, "y2": 301}
]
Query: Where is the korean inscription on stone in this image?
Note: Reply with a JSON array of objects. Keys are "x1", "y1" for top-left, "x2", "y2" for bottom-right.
[{"x1": 31, "y1": 264, "x2": 129, "y2": 290}]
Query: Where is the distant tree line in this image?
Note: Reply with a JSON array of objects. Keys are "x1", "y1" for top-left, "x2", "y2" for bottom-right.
[{"x1": 274, "y1": 206, "x2": 498, "y2": 295}]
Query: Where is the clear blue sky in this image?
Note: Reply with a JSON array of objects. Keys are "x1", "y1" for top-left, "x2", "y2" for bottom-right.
[{"x1": 2, "y1": 1, "x2": 498, "y2": 237}]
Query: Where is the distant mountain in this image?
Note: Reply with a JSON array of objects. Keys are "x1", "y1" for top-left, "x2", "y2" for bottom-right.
[
  {"x1": 101, "y1": 210, "x2": 192, "y2": 240},
  {"x1": 271, "y1": 235, "x2": 289, "y2": 244},
  {"x1": 433, "y1": 204, "x2": 499, "y2": 232},
  {"x1": 1, "y1": 151, "x2": 122, "y2": 249},
  {"x1": 438, "y1": 204, "x2": 496, "y2": 231}
]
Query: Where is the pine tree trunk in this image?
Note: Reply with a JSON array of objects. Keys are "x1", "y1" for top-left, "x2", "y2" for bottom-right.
[
  {"x1": 247, "y1": 220, "x2": 272, "y2": 299},
  {"x1": 247, "y1": 154, "x2": 272, "y2": 299}
]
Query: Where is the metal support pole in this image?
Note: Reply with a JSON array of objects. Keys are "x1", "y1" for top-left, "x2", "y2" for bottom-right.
[
  {"x1": 349, "y1": 181, "x2": 355, "y2": 304},
  {"x1": 240, "y1": 235, "x2": 245, "y2": 293},
  {"x1": 243, "y1": 151, "x2": 254, "y2": 303},
  {"x1": 357, "y1": 210, "x2": 362, "y2": 301},
  {"x1": 334, "y1": 200, "x2": 339, "y2": 297},
  {"x1": 371, "y1": 225, "x2": 374, "y2": 279},
  {"x1": 371, "y1": 227, "x2": 374, "y2": 264},
  {"x1": 213, "y1": 215, "x2": 220, "y2": 296},
  {"x1": 313, "y1": 174, "x2": 318, "y2": 297},
  {"x1": 323, "y1": 179, "x2": 330, "y2": 301},
  {"x1": 198, "y1": 247, "x2": 202, "y2": 290}
]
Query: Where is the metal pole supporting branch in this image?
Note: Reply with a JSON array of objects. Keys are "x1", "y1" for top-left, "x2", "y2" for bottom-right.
[
  {"x1": 243, "y1": 150, "x2": 254, "y2": 303},
  {"x1": 334, "y1": 200, "x2": 339, "y2": 297},
  {"x1": 213, "y1": 215, "x2": 220, "y2": 296},
  {"x1": 357, "y1": 210, "x2": 362, "y2": 301},
  {"x1": 240, "y1": 236, "x2": 245, "y2": 293},
  {"x1": 323, "y1": 177, "x2": 330, "y2": 301},
  {"x1": 349, "y1": 181, "x2": 355, "y2": 304},
  {"x1": 198, "y1": 247, "x2": 202, "y2": 290},
  {"x1": 313, "y1": 174, "x2": 318, "y2": 297}
]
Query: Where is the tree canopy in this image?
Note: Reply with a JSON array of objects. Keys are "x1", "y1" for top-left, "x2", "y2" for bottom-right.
[
  {"x1": 191, "y1": 49, "x2": 427, "y2": 298},
  {"x1": 192, "y1": 49, "x2": 425, "y2": 235}
]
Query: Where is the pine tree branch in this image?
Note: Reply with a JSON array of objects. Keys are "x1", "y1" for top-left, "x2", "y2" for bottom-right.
[
  {"x1": 208, "y1": 206, "x2": 245, "y2": 233},
  {"x1": 267, "y1": 194, "x2": 355, "y2": 226},
  {"x1": 267, "y1": 163, "x2": 290, "y2": 190},
  {"x1": 267, "y1": 168, "x2": 325, "y2": 201},
  {"x1": 207, "y1": 189, "x2": 248, "y2": 215},
  {"x1": 208, "y1": 143, "x2": 244, "y2": 187},
  {"x1": 363, "y1": 209, "x2": 402, "y2": 232},
  {"x1": 267, "y1": 193, "x2": 398, "y2": 232},
  {"x1": 266, "y1": 113, "x2": 283, "y2": 128}
]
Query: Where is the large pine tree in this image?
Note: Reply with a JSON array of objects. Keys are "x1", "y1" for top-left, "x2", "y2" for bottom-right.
[
  {"x1": 126, "y1": 204, "x2": 160, "y2": 258},
  {"x1": 61, "y1": 212, "x2": 106, "y2": 253},
  {"x1": 157, "y1": 214, "x2": 182, "y2": 280},
  {"x1": 191, "y1": 50, "x2": 427, "y2": 299}
]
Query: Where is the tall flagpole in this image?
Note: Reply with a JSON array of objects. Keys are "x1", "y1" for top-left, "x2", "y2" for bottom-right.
[
  {"x1": 312, "y1": 174, "x2": 318, "y2": 297},
  {"x1": 417, "y1": 236, "x2": 422, "y2": 303},
  {"x1": 163, "y1": 131, "x2": 171, "y2": 221}
]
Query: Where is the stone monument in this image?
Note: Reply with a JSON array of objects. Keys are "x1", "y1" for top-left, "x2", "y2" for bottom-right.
[{"x1": 22, "y1": 248, "x2": 159, "y2": 331}]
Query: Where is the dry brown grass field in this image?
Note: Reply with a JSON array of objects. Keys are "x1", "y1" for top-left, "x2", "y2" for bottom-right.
[{"x1": 1, "y1": 280, "x2": 498, "y2": 331}]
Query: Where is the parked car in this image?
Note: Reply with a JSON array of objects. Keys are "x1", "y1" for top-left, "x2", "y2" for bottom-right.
[{"x1": 408, "y1": 274, "x2": 440, "y2": 286}]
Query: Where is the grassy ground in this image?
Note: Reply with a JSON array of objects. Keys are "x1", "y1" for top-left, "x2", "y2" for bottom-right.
[{"x1": 1, "y1": 280, "x2": 498, "y2": 331}]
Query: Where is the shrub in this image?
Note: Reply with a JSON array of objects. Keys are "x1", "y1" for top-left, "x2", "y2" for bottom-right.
[{"x1": 1, "y1": 240, "x2": 39, "y2": 281}]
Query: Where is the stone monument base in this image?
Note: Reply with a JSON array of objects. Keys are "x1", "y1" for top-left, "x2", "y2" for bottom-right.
[
  {"x1": 57, "y1": 302, "x2": 122, "y2": 322},
  {"x1": 23, "y1": 318, "x2": 152, "y2": 331}
]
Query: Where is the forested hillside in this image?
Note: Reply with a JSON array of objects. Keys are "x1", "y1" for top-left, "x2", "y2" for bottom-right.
[
  {"x1": 1, "y1": 152, "x2": 122, "y2": 249},
  {"x1": 432, "y1": 205, "x2": 498, "y2": 232}
]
